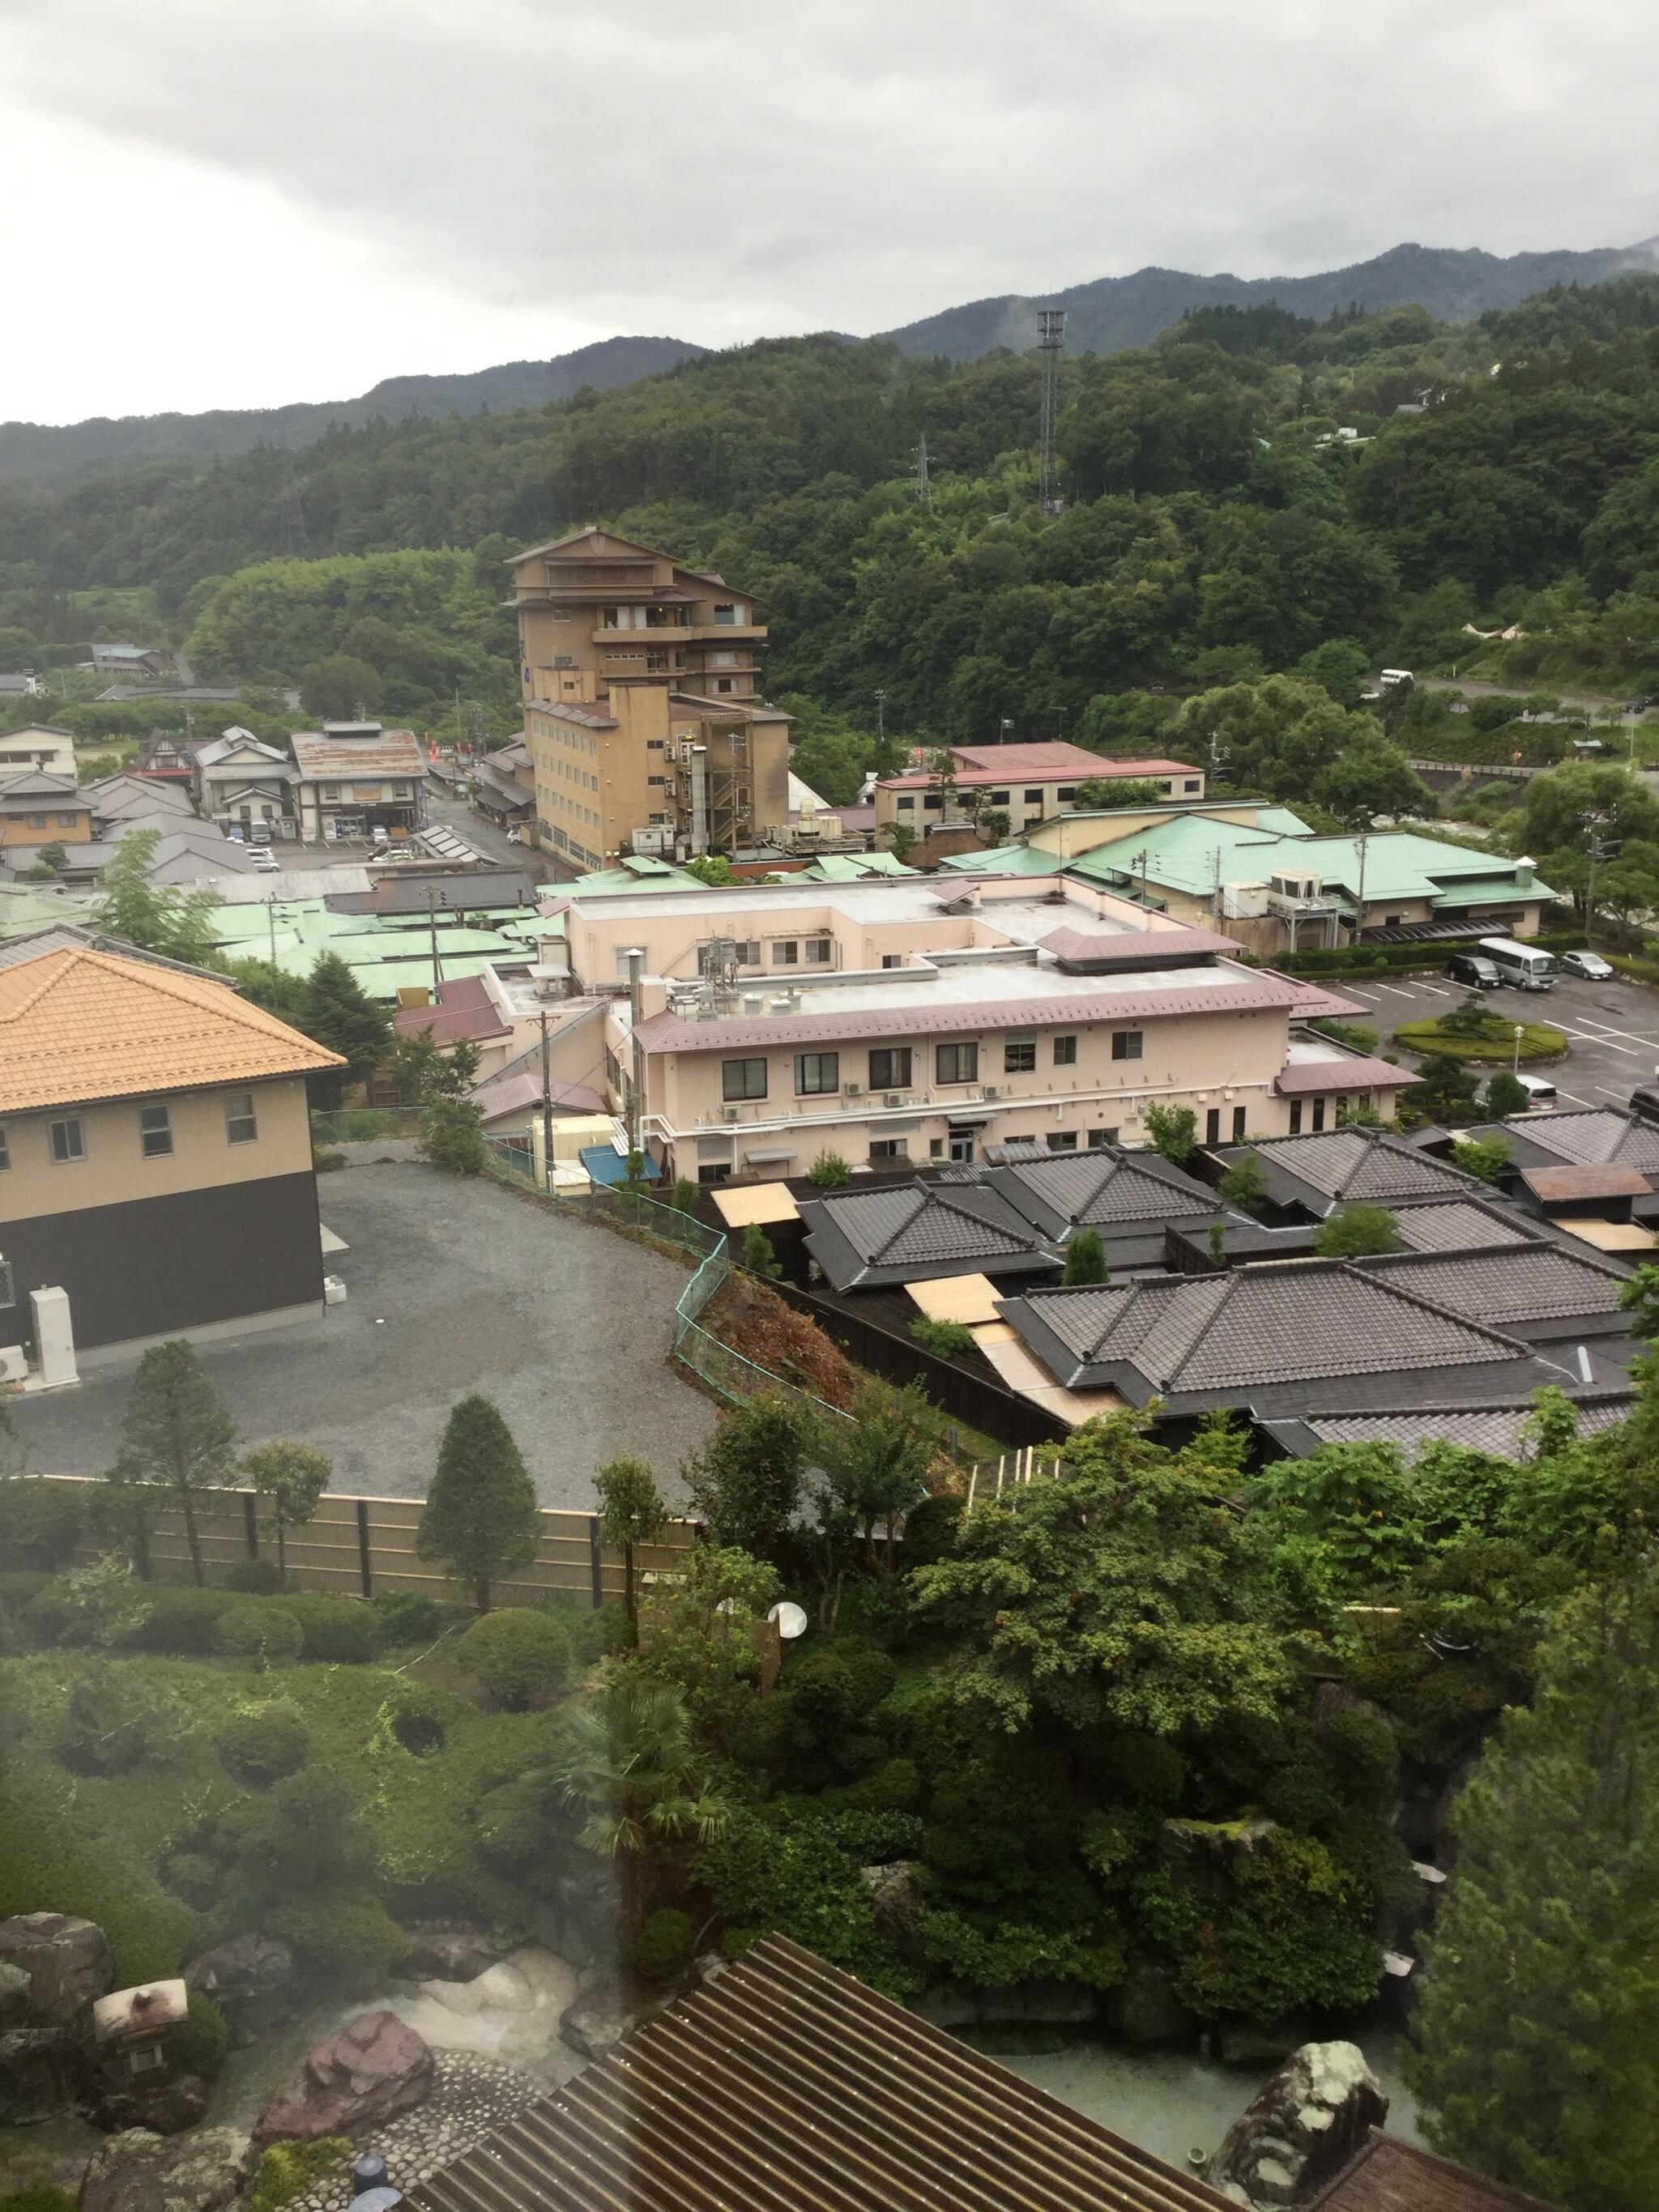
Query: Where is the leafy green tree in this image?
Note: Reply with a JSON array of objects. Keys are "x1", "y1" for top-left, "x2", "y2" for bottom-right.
[
  {"x1": 1408, "y1": 1051, "x2": 1482, "y2": 1127},
  {"x1": 34, "y1": 842, "x2": 66, "y2": 872},
  {"x1": 298, "y1": 654, "x2": 383, "y2": 719},
  {"x1": 807, "y1": 1151, "x2": 852, "y2": 1188},
  {"x1": 296, "y1": 951, "x2": 390, "y2": 1106},
  {"x1": 882, "y1": 821, "x2": 919, "y2": 863},
  {"x1": 1143, "y1": 1102, "x2": 1197, "y2": 1164},
  {"x1": 1618, "y1": 1263, "x2": 1659, "y2": 1344},
  {"x1": 671, "y1": 1177, "x2": 699, "y2": 1215},
  {"x1": 911, "y1": 1412, "x2": 1291, "y2": 1735},
  {"x1": 1217, "y1": 1152, "x2": 1269, "y2": 1217},
  {"x1": 381, "y1": 1030, "x2": 480, "y2": 1103},
  {"x1": 1062, "y1": 1226, "x2": 1110, "y2": 1284},
  {"x1": 241, "y1": 1439, "x2": 331, "y2": 1586},
  {"x1": 416, "y1": 1393, "x2": 540, "y2": 1610},
  {"x1": 594, "y1": 1455, "x2": 671, "y2": 1628},
  {"x1": 1075, "y1": 777, "x2": 1168, "y2": 809},
  {"x1": 910, "y1": 1316, "x2": 975, "y2": 1357},
  {"x1": 740, "y1": 1223, "x2": 783, "y2": 1279},
  {"x1": 1312, "y1": 1202, "x2": 1402, "y2": 1258},
  {"x1": 684, "y1": 854, "x2": 738, "y2": 885},
  {"x1": 818, "y1": 1380, "x2": 933, "y2": 1571},
  {"x1": 1454, "y1": 1133, "x2": 1512, "y2": 1186},
  {"x1": 418, "y1": 1096, "x2": 487, "y2": 1174},
  {"x1": 1483, "y1": 1069, "x2": 1531, "y2": 1118},
  {"x1": 635, "y1": 1542, "x2": 781, "y2": 1745},
  {"x1": 552, "y1": 1680, "x2": 731, "y2": 1937},
  {"x1": 92, "y1": 829, "x2": 221, "y2": 965},
  {"x1": 1406, "y1": 1573, "x2": 1659, "y2": 2210},
  {"x1": 116, "y1": 1340, "x2": 237, "y2": 1586},
  {"x1": 685, "y1": 1396, "x2": 817, "y2": 1556}
]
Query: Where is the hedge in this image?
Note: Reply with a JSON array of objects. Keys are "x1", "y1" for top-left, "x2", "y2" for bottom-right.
[
  {"x1": 1275, "y1": 931, "x2": 1587, "y2": 978},
  {"x1": 1392, "y1": 1018, "x2": 1567, "y2": 1065}
]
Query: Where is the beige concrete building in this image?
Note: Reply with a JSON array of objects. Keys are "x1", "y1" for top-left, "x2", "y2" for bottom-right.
[
  {"x1": 508, "y1": 528, "x2": 790, "y2": 872},
  {"x1": 874, "y1": 743, "x2": 1204, "y2": 843},
  {"x1": 537, "y1": 874, "x2": 1403, "y2": 1183}
]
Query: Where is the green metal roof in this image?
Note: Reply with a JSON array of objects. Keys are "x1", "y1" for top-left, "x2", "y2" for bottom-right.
[
  {"x1": 932, "y1": 844, "x2": 1061, "y2": 876},
  {"x1": 570, "y1": 864, "x2": 707, "y2": 895},
  {"x1": 796, "y1": 850, "x2": 916, "y2": 880}
]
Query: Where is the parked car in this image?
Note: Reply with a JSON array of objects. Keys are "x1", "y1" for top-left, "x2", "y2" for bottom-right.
[
  {"x1": 1512, "y1": 1072, "x2": 1558, "y2": 1107},
  {"x1": 1630, "y1": 1085, "x2": 1659, "y2": 1125},
  {"x1": 1560, "y1": 949, "x2": 1614, "y2": 981},
  {"x1": 1447, "y1": 953, "x2": 1502, "y2": 988},
  {"x1": 248, "y1": 850, "x2": 282, "y2": 874}
]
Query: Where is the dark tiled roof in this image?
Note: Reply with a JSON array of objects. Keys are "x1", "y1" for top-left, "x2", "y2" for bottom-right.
[
  {"x1": 800, "y1": 1182, "x2": 1058, "y2": 1289},
  {"x1": 988, "y1": 1147, "x2": 1218, "y2": 1236},
  {"x1": 1357, "y1": 1243, "x2": 1627, "y2": 1327},
  {"x1": 1003, "y1": 1261, "x2": 1523, "y2": 1396},
  {"x1": 1306, "y1": 2131, "x2": 1562, "y2": 2212},
  {"x1": 1213, "y1": 1128, "x2": 1480, "y2": 1211},
  {"x1": 1286, "y1": 1399, "x2": 1634, "y2": 1463},
  {"x1": 410, "y1": 1936, "x2": 1234, "y2": 2212},
  {"x1": 1490, "y1": 1106, "x2": 1659, "y2": 1171},
  {"x1": 1389, "y1": 1198, "x2": 1537, "y2": 1252}
]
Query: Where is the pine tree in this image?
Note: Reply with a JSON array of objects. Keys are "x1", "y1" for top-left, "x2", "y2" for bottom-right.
[
  {"x1": 296, "y1": 950, "x2": 390, "y2": 1106},
  {"x1": 1062, "y1": 1227, "x2": 1110, "y2": 1285},
  {"x1": 416, "y1": 1394, "x2": 540, "y2": 1610},
  {"x1": 117, "y1": 1340, "x2": 237, "y2": 1586}
]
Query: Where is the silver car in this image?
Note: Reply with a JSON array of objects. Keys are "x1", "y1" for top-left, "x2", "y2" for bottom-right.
[{"x1": 1560, "y1": 950, "x2": 1614, "y2": 981}]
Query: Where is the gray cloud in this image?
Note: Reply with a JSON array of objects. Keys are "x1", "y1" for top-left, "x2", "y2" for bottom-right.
[{"x1": 5, "y1": 0, "x2": 1657, "y2": 353}]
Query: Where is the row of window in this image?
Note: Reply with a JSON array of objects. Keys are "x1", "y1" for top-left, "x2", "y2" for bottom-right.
[
  {"x1": 19, "y1": 811, "x2": 83, "y2": 829},
  {"x1": 719, "y1": 1032, "x2": 1140, "y2": 1102},
  {"x1": 0, "y1": 1093, "x2": 259, "y2": 1170}
]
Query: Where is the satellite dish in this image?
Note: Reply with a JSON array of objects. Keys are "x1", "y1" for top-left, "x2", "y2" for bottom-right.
[{"x1": 768, "y1": 1601, "x2": 808, "y2": 1642}]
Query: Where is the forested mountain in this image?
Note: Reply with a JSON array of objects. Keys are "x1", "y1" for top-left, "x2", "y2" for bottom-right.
[
  {"x1": 8, "y1": 273, "x2": 1659, "y2": 786},
  {"x1": 881, "y1": 237, "x2": 1659, "y2": 360},
  {"x1": 0, "y1": 335, "x2": 705, "y2": 483}
]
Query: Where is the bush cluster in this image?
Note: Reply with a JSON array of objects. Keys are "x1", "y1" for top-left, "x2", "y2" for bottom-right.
[
  {"x1": 218, "y1": 1703, "x2": 311, "y2": 1786},
  {"x1": 215, "y1": 1605, "x2": 304, "y2": 1668},
  {"x1": 456, "y1": 1609, "x2": 572, "y2": 1710},
  {"x1": 633, "y1": 1907, "x2": 694, "y2": 1983}
]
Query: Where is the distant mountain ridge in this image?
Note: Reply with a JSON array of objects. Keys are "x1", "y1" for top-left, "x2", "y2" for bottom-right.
[
  {"x1": 0, "y1": 335, "x2": 706, "y2": 482},
  {"x1": 879, "y1": 238, "x2": 1659, "y2": 360}
]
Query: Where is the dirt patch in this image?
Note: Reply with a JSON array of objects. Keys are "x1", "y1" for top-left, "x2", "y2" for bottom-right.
[{"x1": 703, "y1": 1274, "x2": 861, "y2": 1411}]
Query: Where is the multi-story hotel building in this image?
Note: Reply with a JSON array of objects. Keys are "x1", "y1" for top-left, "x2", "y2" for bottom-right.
[
  {"x1": 533, "y1": 872, "x2": 1405, "y2": 1184},
  {"x1": 507, "y1": 527, "x2": 791, "y2": 873}
]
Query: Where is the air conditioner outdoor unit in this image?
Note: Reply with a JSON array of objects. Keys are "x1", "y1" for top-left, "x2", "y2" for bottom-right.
[
  {"x1": 723, "y1": 1106, "x2": 740, "y2": 1123},
  {"x1": 0, "y1": 1347, "x2": 26, "y2": 1385},
  {"x1": 843, "y1": 1080, "x2": 863, "y2": 1096},
  {"x1": 883, "y1": 1093, "x2": 909, "y2": 1109},
  {"x1": 983, "y1": 1085, "x2": 1003, "y2": 1101}
]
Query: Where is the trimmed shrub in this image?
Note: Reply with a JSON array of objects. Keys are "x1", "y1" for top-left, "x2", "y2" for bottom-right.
[
  {"x1": 215, "y1": 1603, "x2": 304, "y2": 1669},
  {"x1": 248, "y1": 2139, "x2": 352, "y2": 2212},
  {"x1": 475, "y1": 1773, "x2": 554, "y2": 1871},
  {"x1": 0, "y1": 1481, "x2": 85, "y2": 1572},
  {"x1": 224, "y1": 1557, "x2": 284, "y2": 1596},
  {"x1": 807, "y1": 1151, "x2": 853, "y2": 1188},
  {"x1": 372, "y1": 1590, "x2": 442, "y2": 1644},
  {"x1": 164, "y1": 1989, "x2": 228, "y2": 2082},
  {"x1": 898, "y1": 1492, "x2": 963, "y2": 1567},
  {"x1": 19, "y1": 1583, "x2": 83, "y2": 1649},
  {"x1": 54, "y1": 1669, "x2": 166, "y2": 1775},
  {"x1": 280, "y1": 1594, "x2": 384, "y2": 1664},
  {"x1": 312, "y1": 1148, "x2": 347, "y2": 1173},
  {"x1": 218, "y1": 1704, "x2": 311, "y2": 1787},
  {"x1": 633, "y1": 1907, "x2": 694, "y2": 1984},
  {"x1": 909, "y1": 1317, "x2": 975, "y2": 1358},
  {"x1": 265, "y1": 1892, "x2": 410, "y2": 1979},
  {"x1": 556, "y1": 1599, "x2": 632, "y2": 1665},
  {"x1": 124, "y1": 1583, "x2": 237, "y2": 1654},
  {"x1": 455, "y1": 1610, "x2": 571, "y2": 1710}
]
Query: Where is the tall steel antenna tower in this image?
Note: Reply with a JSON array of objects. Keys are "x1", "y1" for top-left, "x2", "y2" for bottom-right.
[
  {"x1": 1037, "y1": 309, "x2": 1066, "y2": 514},
  {"x1": 913, "y1": 431, "x2": 932, "y2": 508}
]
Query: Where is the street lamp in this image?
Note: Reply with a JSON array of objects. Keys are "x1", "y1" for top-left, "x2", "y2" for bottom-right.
[{"x1": 1513, "y1": 1024, "x2": 1525, "y2": 1076}]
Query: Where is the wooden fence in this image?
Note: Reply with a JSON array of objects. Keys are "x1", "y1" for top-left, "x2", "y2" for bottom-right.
[{"x1": 36, "y1": 1475, "x2": 697, "y2": 1610}]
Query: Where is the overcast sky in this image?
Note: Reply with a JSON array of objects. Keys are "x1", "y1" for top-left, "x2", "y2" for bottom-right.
[{"x1": 2, "y1": 0, "x2": 1655, "y2": 425}]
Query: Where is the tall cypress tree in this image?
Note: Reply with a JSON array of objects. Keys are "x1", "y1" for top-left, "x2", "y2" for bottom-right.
[
  {"x1": 297, "y1": 950, "x2": 390, "y2": 1106},
  {"x1": 117, "y1": 1340, "x2": 237, "y2": 1586},
  {"x1": 416, "y1": 1394, "x2": 540, "y2": 1611}
]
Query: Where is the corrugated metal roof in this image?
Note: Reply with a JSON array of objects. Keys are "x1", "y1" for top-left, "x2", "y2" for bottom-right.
[
  {"x1": 289, "y1": 729, "x2": 429, "y2": 777},
  {"x1": 409, "y1": 1936, "x2": 1234, "y2": 2212}
]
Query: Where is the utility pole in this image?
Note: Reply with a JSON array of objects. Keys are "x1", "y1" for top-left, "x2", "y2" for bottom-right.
[
  {"x1": 1354, "y1": 829, "x2": 1369, "y2": 948},
  {"x1": 1133, "y1": 848, "x2": 1149, "y2": 906},
  {"x1": 875, "y1": 689, "x2": 886, "y2": 746},
  {"x1": 266, "y1": 895, "x2": 277, "y2": 964},
  {"x1": 428, "y1": 889, "x2": 445, "y2": 990},
  {"x1": 1585, "y1": 831, "x2": 1609, "y2": 948},
  {"x1": 913, "y1": 432, "x2": 932, "y2": 509},
  {"x1": 539, "y1": 1008, "x2": 555, "y2": 1193},
  {"x1": 1037, "y1": 309, "x2": 1066, "y2": 514}
]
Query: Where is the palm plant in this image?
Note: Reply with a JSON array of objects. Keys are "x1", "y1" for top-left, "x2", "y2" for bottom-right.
[{"x1": 551, "y1": 1681, "x2": 730, "y2": 1938}]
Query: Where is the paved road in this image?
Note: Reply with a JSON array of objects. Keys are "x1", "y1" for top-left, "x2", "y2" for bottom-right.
[
  {"x1": 425, "y1": 786, "x2": 558, "y2": 884},
  {"x1": 7, "y1": 1163, "x2": 716, "y2": 1508},
  {"x1": 1414, "y1": 674, "x2": 1653, "y2": 717},
  {"x1": 1339, "y1": 967, "x2": 1659, "y2": 1107}
]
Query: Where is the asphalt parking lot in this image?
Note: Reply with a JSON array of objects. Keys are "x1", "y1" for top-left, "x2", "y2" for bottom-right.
[
  {"x1": 1337, "y1": 965, "x2": 1659, "y2": 1107},
  {"x1": 7, "y1": 1162, "x2": 717, "y2": 1510}
]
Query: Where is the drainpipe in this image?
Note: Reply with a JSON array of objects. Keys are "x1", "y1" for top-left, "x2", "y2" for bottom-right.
[
  {"x1": 689, "y1": 746, "x2": 709, "y2": 855},
  {"x1": 625, "y1": 948, "x2": 646, "y2": 1162}
]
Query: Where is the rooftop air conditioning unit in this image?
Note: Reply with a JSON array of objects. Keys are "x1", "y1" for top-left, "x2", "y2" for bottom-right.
[{"x1": 843, "y1": 1080, "x2": 863, "y2": 1095}]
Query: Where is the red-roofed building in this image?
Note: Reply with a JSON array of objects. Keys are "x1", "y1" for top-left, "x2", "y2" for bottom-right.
[{"x1": 875, "y1": 742, "x2": 1203, "y2": 844}]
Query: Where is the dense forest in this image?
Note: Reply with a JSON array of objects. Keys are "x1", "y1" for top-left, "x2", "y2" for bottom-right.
[{"x1": 6, "y1": 274, "x2": 1659, "y2": 774}]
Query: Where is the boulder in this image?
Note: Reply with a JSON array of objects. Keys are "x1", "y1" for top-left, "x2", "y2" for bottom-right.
[
  {"x1": 1107, "y1": 1961, "x2": 1196, "y2": 2046},
  {"x1": 78, "y1": 2126, "x2": 250, "y2": 2212},
  {"x1": 1207, "y1": 2040, "x2": 1387, "y2": 2208},
  {"x1": 0, "y1": 2026, "x2": 83, "y2": 2125},
  {"x1": 0, "y1": 1962, "x2": 32, "y2": 2031},
  {"x1": 0, "y1": 1915, "x2": 113, "y2": 2031},
  {"x1": 559, "y1": 1980, "x2": 674, "y2": 2062},
  {"x1": 861, "y1": 1862, "x2": 923, "y2": 1945},
  {"x1": 95, "y1": 2073, "x2": 211, "y2": 2136},
  {"x1": 1216, "y1": 2015, "x2": 1313, "y2": 2066},
  {"x1": 400, "y1": 1925, "x2": 501, "y2": 1984},
  {"x1": 251, "y1": 2010, "x2": 434, "y2": 2154},
  {"x1": 554, "y1": 1865, "x2": 622, "y2": 1971},
  {"x1": 184, "y1": 1934, "x2": 296, "y2": 2045}
]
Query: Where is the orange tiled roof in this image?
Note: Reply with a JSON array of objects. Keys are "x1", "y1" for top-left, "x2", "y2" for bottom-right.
[{"x1": 0, "y1": 946, "x2": 345, "y2": 1113}]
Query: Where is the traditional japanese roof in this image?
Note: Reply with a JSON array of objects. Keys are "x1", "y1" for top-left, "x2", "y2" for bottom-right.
[
  {"x1": 1520, "y1": 1162, "x2": 1653, "y2": 1203},
  {"x1": 409, "y1": 1936, "x2": 1235, "y2": 2212},
  {"x1": 985, "y1": 1146, "x2": 1220, "y2": 1238},
  {"x1": 800, "y1": 1181, "x2": 1060, "y2": 1289},
  {"x1": 1306, "y1": 2131, "x2": 1563, "y2": 2212},
  {"x1": 0, "y1": 771, "x2": 87, "y2": 809},
  {"x1": 0, "y1": 944, "x2": 342, "y2": 1111},
  {"x1": 1275, "y1": 1054, "x2": 1405, "y2": 1097},
  {"x1": 1388, "y1": 1196, "x2": 1538, "y2": 1252},
  {"x1": 1267, "y1": 1397, "x2": 1635, "y2": 1464},
  {"x1": 1210, "y1": 1128, "x2": 1482, "y2": 1215},
  {"x1": 1471, "y1": 1106, "x2": 1659, "y2": 1174},
  {"x1": 1355, "y1": 1242, "x2": 1629, "y2": 1329}
]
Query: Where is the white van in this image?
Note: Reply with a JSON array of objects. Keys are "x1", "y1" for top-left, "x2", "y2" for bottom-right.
[{"x1": 1477, "y1": 936, "x2": 1557, "y2": 991}]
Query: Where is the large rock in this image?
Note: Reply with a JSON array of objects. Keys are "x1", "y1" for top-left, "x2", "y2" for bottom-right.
[
  {"x1": 559, "y1": 1980, "x2": 674, "y2": 2062},
  {"x1": 0, "y1": 2026, "x2": 83, "y2": 2125},
  {"x1": 861, "y1": 1863, "x2": 925, "y2": 1964},
  {"x1": 401, "y1": 1925, "x2": 501, "y2": 1984},
  {"x1": 1207, "y1": 2041, "x2": 1387, "y2": 2208},
  {"x1": 184, "y1": 1934, "x2": 296, "y2": 2046},
  {"x1": 1217, "y1": 2014, "x2": 1312, "y2": 2066},
  {"x1": 95, "y1": 2073, "x2": 211, "y2": 2136},
  {"x1": 251, "y1": 2010, "x2": 434, "y2": 2154},
  {"x1": 0, "y1": 1914, "x2": 113, "y2": 2031},
  {"x1": 78, "y1": 2125, "x2": 249, "y2": 2212},
  {"x1": 0, "y1": 1962, "x2": 32, "y2": 2031},
  {"x1": 1107, "y1": 1961, "x2": 1196, "y2": 2046}
]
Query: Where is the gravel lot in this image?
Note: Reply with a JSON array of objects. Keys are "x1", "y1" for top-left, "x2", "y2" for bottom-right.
[
  {"x1": 8, "y1": 1162, "x2": 716, "y2": 1509},
  {"x1": 1338, "y1": 965, "x2": 1659, "y2": 1106}
]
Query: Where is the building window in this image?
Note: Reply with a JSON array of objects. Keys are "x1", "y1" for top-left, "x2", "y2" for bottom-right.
[
  {"x1": 713, "y1": 603, "x2": 736, "y2": 624},
  {"x1": 1232, "y1": 1106, "x2": 1247, "y2": 1140},
  {"x1": 869, "y1": 1138, "x2": 908, "y2": 1161},
  {"x1": 646, "y1": 739, "x2": 665, "y2": 752},
  {"x1": 0, "y1": 1259, "x2": 11, "y2": 1309},
  {"x1": 1004, "y1": 1036, "x2": 1036, "y2": 1073},
  {"x1": 795, "y1": 1051, "x2": 839, "y2": 1096},
  {"x1": 1205, "y1": 1108, "x2": 1222, "y2": 1146},
  {"x1": 734, "y1": 940, "x2": 760, "y2": 965},
  {"x1": 1289, "y1": 1101, "x2": 1303, "y2": 1135},
  {"x1": 1024, "y1": 790, "x2": 1042, "y2": 804},
  {"x1": 0, "y1": 1127, "x2": 6, "y2": 1169},
  {"x1": 322, "y1": 784, "x2": 341, "y2": 803},
  {"x1": 936, "y1": 1042, "x2": 979, "y2": 1085},
  {"x1": 723, "y1": 1058, "x2": 768, "y2": 1102},
  {"x1": 1111, "y1": 1030, "x2": 1144, "y2": 1061},
  {"x1": 647, "y1": 775, "x2": 667, "y2": 787},
  {"x1": 713, "y1": 679, "x2": 735, "y2": 694},
  {"x1": 923, "y1": 793, "x2": 944, "y2": 810},
  {"x1": 1089, "y1": 1127, "x2": 1120, "y2": 1149},
  {"x1": 869, "y1": 1046, "x2": 912, "y2": 1090},
  {"x1": 225, "y1": 1091, "x2": 258, "y2": 1144},
  {"x1": 698, "y1": 1162, "x2": 733, "y2": 1185},
  {"x1": 896, "y1": 795, "x2": 915, "y2": 812},
  {"x1": 1053, "y1": 1034, "x2": 1077, "y2": 1067},
  {"x1": 771, "y1": 940, "x2": 799, "y2": 966},
  {"x1": 805, "y1": 938, "x2": 832, "y2": 965},
  {"x1": 49, "y1": 1117, "x2": 84, "y2": 1164},
  {"x1": 1184, "y1": 779, "x2": 1201, "y2": 792},
  {"x1": 139, "y1": 1104, "x2": 173, "y2": 1157},
  {"x1": 929, "y1": 1137, "x2": 945, "y2": 1158},
  {"x1": 56, "y1": 812, "x2": 79, "y2": 828},
  {"x1": 25, "y1": 813, "x2": 46, "y2": 829},
  {"x1": 1057, "y1": 786, "x2": 1077, "y2": 803},
  {"x1": 1311, "y1": 1099, "x2": 1327, "y2": 1133},
  {"x1": 1046, "y1": 1132, "x2": 1078, "y2": 1151},
  {"x1": 881, "y1": 954, "x2": 903, "y2": 969}
]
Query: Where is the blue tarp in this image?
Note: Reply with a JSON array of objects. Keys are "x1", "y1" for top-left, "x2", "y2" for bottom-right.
[{"x1": 579, "y1": 1144, "x2": 661, "y2": 1186}]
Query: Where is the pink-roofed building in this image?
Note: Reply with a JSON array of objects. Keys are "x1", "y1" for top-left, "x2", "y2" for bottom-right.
[{"x1": 874, "y1": 743, "x2": 1204, "y2": 846}]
